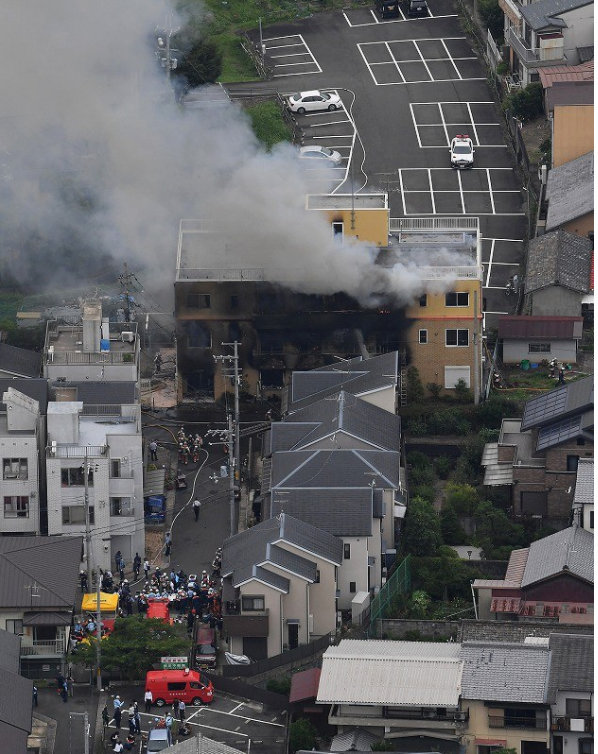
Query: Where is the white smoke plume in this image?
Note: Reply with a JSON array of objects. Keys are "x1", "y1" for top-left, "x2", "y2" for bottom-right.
[{"x1": 0, "y1": 0, "x2": 471, "y2": 307}]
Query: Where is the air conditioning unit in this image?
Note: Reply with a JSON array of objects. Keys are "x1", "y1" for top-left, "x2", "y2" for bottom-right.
[{"x1": 121, "y1": 331, "x2": 134, "y2": 343}]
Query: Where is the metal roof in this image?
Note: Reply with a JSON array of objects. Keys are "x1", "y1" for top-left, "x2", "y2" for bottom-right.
[
  {"x1": 317, "y1": 641, "x2": 462, "y2": 706},
  {"x1": 234, "y1": 564, "x2": 290, "y2": 592},
  {"x1": 460, "y1": 642, "x2": 549, "y2": 703},
  {"x1": 525, "y1": 229, "x2": 592, "y2": 294},
  {"x1": 325, "y1": 640, "x2": 462, "y2": 658},
  {"x1": 0, "y1": 669, "x2": 32, "y2": 739},
  {"x1": 289, "y1": 667, "x2": 321, "y2": 703},
  {"x1": 521, "y1": 375, "x2": 593, "y2": 430},
  {"x1": 0, "y1": 629, "x2": 21, "y2": 674},
  {"x1": 573, "y1": 458, "x2": 594, "y2": 504},
  {"x1": 330, "y1": 729, "x2": 380, "y2": 752},
  {"x1": 546, "y1": 633, "x2": 594, "y2": 701},
  {"x1": 163, "y1": 733, "x2": 244, "y2": 754},
  {"x1": 546, "y1": 153, "x2": 594, "y2": 231},
  {"x1": 539, "y1": 61, "x2": 594, "y2": 87},
  {"x1": 0, "y1": 536, "x2": 82, "y2": 609},
  {"x1": 536, "y1": 413, "x2": 586, "y2": 450},
  {"x1": 521, "y1": 525, "x2": 594, "y2": 587},
  {"x1": 270, "y1": 488, "x2": 374, "y2": 536},
  {"x1": 0, "y1": 378, "x2": 48, "y2": 414},
  {"x1": 50, "y1": 380, "x2": 137, "y2": 404},
  {"x1": 285, "y1": 352, "x2": 398, "y2": 414},
  {"x1": 504, "y1": 548, "x2": 530, "y2": 586},
  {"x1": 498, "y1": 316, "x2": 583, "y2": 340},
  {"x1": 520, "y1": 0, "x2": 592, "y2": 30},
  {"x1": 0, "y1": 343, "x2": 42, "y2": 378},
  {"x1": 23, "y1": 611, "x2": 71, "y2": 626}
]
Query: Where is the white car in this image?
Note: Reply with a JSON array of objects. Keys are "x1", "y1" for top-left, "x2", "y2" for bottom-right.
[
  {"x1": 299, "y1": 145, "x2": 343, "y2": 166},
  {"x1": 288, "y1": 90, "x2": 341, "y2": 114},
  {"x1": 450, "y1": 135, "x2": 474, "y2": 169}
]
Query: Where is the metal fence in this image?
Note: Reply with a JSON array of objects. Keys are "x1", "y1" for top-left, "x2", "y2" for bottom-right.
[
  {"x1": 366, "y1": 555, "x2": 411, "y2": 638},
  {"x1": 222, "y1": 633, "x2": 332, "y2": 678},
  {"x1": 205, "y1": 672, "x2": 290, "y2": 710}
]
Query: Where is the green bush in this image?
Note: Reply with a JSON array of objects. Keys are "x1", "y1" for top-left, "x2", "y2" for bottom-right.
[
  {"x1": 411, "y1": 484, "x2": 436, "y2": 504},
  {"x1": 434, "y1": 456, "x2": 452, "y2": 479},
  {"x1": 445, "y1": 483, "x2": 480, "y2": 517},
  {"x1": 478, "y1": 0, "x2": 504, "y2": 41},
  {"x1": 406, "y1": 366, "x2": 425, "y2": 403},
  {"x1": 427, "y1": 382, "x2": 442, "y2": 399},
  {"x1": 246, "y1": 101, "x2": 292, "y2": 150},
  {"x1": 454, "y1": 378, "x2": 472, "y2": 402},
  {"x1": 405, "y1": 416, "x2": 428, "y2": 436},
  {"x1": 402, "y1": 496, "x2": 442, "y2": 556},
  {"x1": 427, "y1": 408, "x2": 471, "y2": 435},
  {"x1": 496, "y1": 61, "x2": 509, "y2": 75},
  {"x1": 440, "y1": 504, "x2": 468, "y2": 544},
  {"x1": 289, "y1": 719, "x2": 317, "y2": 753},
  {"x1": 266, "y1": 676, "x2": 291, "y2": 695},
  {"x1": 504, "y1": 83, "x2": 544, "y2": 121},
  {"x1": 174, "y1": 39, "x2": 223, "y2": 89}
]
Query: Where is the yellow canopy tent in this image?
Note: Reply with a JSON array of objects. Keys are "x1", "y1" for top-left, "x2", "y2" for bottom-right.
[{"x1": 81, "y1": 592, "x2": 119, "y2": 614}]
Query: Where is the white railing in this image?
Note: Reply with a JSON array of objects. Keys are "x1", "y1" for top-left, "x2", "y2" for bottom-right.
[
  {"x1": 21, "y1": 639, "x2": 66, "y2": 656},
  {"x1": 47, "y1": 444, "x2": 108, "y2": 458},
  {"x1": 420, "y1": 266, "x2": 482, "y2": 280},
  {"x1": 389, "y1": 217, "x2": 479, "y2": 232},
  {"x1": 177, "y1": 267, "x2": 267, "y2": 281}
]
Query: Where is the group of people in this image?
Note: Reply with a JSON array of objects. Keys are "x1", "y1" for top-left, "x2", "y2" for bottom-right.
[
  {"x1": 104, "y1": 695, "x2": 141, "y2": 751},
  {"x1": 54, "y1": 673, "x2": 73, "y2": 703},
  {"x1": 177, "y1": 428, "x2": 204, "y2": 465}
]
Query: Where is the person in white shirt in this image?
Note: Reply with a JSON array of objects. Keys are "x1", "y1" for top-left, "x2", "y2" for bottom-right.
[{"x1": 144, "y1": 689, "x2": 153, "y2": 713}]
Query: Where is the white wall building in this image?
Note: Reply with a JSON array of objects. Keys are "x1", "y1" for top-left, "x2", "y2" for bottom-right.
[{"x1": 46, "y1": 399, "x2": 144, "y2": 574}]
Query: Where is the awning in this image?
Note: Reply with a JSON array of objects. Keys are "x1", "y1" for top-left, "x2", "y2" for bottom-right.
[
  {"x1": 289, "y1": 667, "x2": 321, "y2": 703},
  {"x1": 81, "y1": 592, "x2": 119, "y2": 613},
  {"x1": 23, "y1": 612, "x2": 71, "y2": 626},
  {"x1": 476, "y1": 739, "x2": 507, "y2": 746}
]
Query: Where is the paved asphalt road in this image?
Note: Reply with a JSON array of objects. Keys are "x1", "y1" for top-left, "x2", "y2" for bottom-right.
[{"x1": 232, "y1": 3, "x2": 527, "y2": 329}]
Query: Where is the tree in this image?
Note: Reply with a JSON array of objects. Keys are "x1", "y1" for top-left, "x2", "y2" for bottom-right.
[
  {"x1": 406, "y1": 366, "x2": 425, "y2": 403},
  {"x1": 478, "y1": 0, "x2": 504, "y2": 41},
  {"x1": 444, "y1": 483, "x2": 480, "y2": 517},
  {"x1": 289, "y1": 718, "x2": 317, "y2": 753},
  {"x1": 504, "y1": 83, "x2": 544, "y2": 121},
  {"x1": 402, "y1": 496, "x2": 441, "y2": 556},
  {"x1": 473, "y1": 500, "x2": 525, "y2": 557},
  {"x1": 440, "y1": 504, "x2": 467, "y2": 544},
  {"x1": 175, "y1": 39, "x2": 222, "y2": 89},
  {"x1": 73, "y1": 617, "x2": 189, "y2": 681}
]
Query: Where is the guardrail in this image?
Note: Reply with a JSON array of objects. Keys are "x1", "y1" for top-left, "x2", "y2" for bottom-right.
[{"x1": 389, "y1": 217, "x2": 479, "y2": 232}]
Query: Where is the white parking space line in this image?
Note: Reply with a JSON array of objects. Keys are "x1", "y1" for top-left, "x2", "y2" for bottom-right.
[
  {"x1": 440, "y1": 38, "x2": 462, "y2": 79},
  {"x1": 412, "y1": 41, "x2": 434, "y2": 81},
  {"x1": 456, "y1": 169, "x2": 465, "y2": 213},
  {"x1": 357, "y1": 44, "x2": 379, "y2": 85},
  {"x1": 437, "y1": 102, "x2": 450, "y2": 146},
  {"x1": 266, "y1": 43, "x2": 306, "y2": 50},
  {"x1": 427, "y1": 169, "x2": 436, "y2": 213},
  {"x1": 398, "y1": 170, "x2": 406, "y2": 215},
  {"x1": 485, "y1": 238, "x2": 495, "y2": 286},
  {"x1": 266, "y1": 33, "x2": 322, "y2": 77},
  {"x1": 409, "y1": 104, "x2": 423, "y2": 148},
  {"x1": 230, "y1": 703, "x2": 245, "y2": 714},
  {"x1": 343, "y1": 11, "x2": 456, "y2": 26},
  {"x1": 370, "y1": 9, "x2": 380, "y2": 22},
  {"x1": 200, "y1": 708, "x2": 285, "y2": 727},
  {"x1": 308, "y1": 119, "x2": 351, "y2": 127},
  {"x1": 359, "y1": 35, "x2": 468, "y2": 46},
  {"x1": 465, "y1": 102, "x2": 479, "y2": 143},
  {"x1": 486, "y1": 168, "x2": 496, "y2": 214},
  {"x1": 385, "y1": 41, "x2": 407, "y2": 82}
]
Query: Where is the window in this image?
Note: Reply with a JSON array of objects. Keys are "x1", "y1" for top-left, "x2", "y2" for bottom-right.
[
  {"x1": 167, "y1": 682, "x2": 186, "y2": 691},
  {"x1": 3, "y1": 458, "x2": 28, "y2": 480},
  {"x1": 553, "y1": 737, "x2": 563, "y2": 754},
  {"x1": 61, "y1": 467, "x2": 93, "y2": 486},
  {"x1": 110, "y1": 497, "x2": 133, "y2": 516},
  {"x1": 241, "y1": 596, "x2": 265, "y2": 611},
  {"x1": 332, "y1": 222, "x2": 344, "y2": 239},
  {"x1": 184, "y1": 322, "x2": 212, "y2": 349},
  {"x1": 529, "y1": 343, "x2": 551, "y2": 353},
  {"x1": 445, "y1": 366, "x2": 471, "y2": 388},
  {"x1": 419, "y1": 294, "x2": 427, "y2": 307},
  {"x1": 445, "y1": 292, "x2": 469, "y2": 307},
  {"x1": 566, "y1": 698, "x2": 592, "y2": 717},
  {"x1": 567, "y1": 455, "x2": 580, "y2": 472},
  {"x1": 419, "y1": 329, "x2": 428, "y2": 344},
  {"x1": 349, "y1": 581, "x2": 356, "y2": 593},
  {"x1": 577, "y1": 438, "x2": 586, "y2": 446},
  {"x1": 343, "y1": 543, "x2": 351, "y2": 560},
  {"x1": 445, "y1": 329, "x2": 469, "y2": 347},
  {"x1": 4, "y1": 496, "x2": 29, "y2": 518},
  {"x1": 314, "y1": 569, "x2": 321, "y2": 584},
  {"x1": 110, "y1": 459, "x2": 121, "y2": 478},
  {"x1": 230, "y1": 295, "x2": 239, "y2": 310},
  {"x1": 62, "y1": 506, "x2": 94, "y2": 525},
  {"x1": 579, "y1": 740, "x2": 593, "y2": 754},
  {"x1": 186, "y1": 293, "x2": 211, "y2": 309},
  {"x1": 6, "y1": 619, "x2": 23, "y2": 635},
  {"x1": 590, "y1": 511, "x2": 594, "y2": 529}
]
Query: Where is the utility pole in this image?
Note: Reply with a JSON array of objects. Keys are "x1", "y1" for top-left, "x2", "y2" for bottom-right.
[
  {"x1": 214, "y1": 341, "x2": 241, "y2": 503},
  {"x1": 96, "y1": 576, "x2": 102, "y2": 691},
  {"x1": 83, "y1": 451, "x2": 91, "y2": 590},
  {"x1": 227, "y1": 413, "x2": 235, "y2": 537},
  {"x1": 83, "y1": 453, "x2": 102, "y2": 691}
]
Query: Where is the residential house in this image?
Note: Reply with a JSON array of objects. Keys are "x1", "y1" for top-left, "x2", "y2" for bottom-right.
[
  {"x1": 45, "y1": 382, "x2": 144, "y2": 573},
  {"x1": 392, "y1": 217, "x2": 483, "y2": 402},
  {"x1": 571, "y1": 457, "x2": 593, "y2": 530},
  {"x1": 305, "y1": 193, "x2": 390, "y2": 248},
  {"x1": 316, "y1": 640, "x2": 466, "y2": 749},
  {"x1": 0, "y1": 535, "x2": 82, "y2": 679},
  {"x1": 552, "y1": 106, "x2": 594, "y2": 168},
  {"x1": 43, "y1": 301, "x2": 140, "y2": 383},
  {"x1": 481, "y1": 376, "x2": 594, "y2": 522},
  {"x1": 0, "y1": 343, "x2": 41, "y2": 378},
  {"x1": 282, "y1": 352, "x2": 398, "y2": 416},
  {"x1": 265, "y1": 446, "x2": 402, "y2": 610},
  {"x1": 524, "y1": 231, "x2": 592, "y2": 317},
  {"x1": 221, "y1": 513, "x2": 342, "y2": 659},
  {"x1": 538, "y1": 62, "x2": 594, "y2": 115},
  {"x1": 502, "y1": 0, "x2": 594, "y2": 86},
  {"x1": 544, "y1": 152, "x2": 594, "y2": 237},
  {"x1": 460, "y1": 641, "x2": 551, "y2": 754},
  {"x1": 0, "y1": 629, "x2": 33, "y2": 752},
  {"x1": 546, "y1": 633, "x2": 593, "y2": 754},
  {"x1": 498, "y1": 316, "x2": 583, "y2": 364},
  {"x1": 0, "y1": 388, "x2": 42, "y2": 536},
  {"x1": 472, "y1": 525, "x2": 593, "y2": 622},
  {"x1": 162, "y1": 734, "x2": 244, "y2": 754}
]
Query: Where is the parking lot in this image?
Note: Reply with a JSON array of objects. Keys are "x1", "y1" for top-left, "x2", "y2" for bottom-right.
[
  {"x1": 241, "y1": 3, "x2": 526, "y2": 323},
  {"x1": 263, "y1": 33, "x2": 322, "y2": 77},
  {"x1": 105, "y1": 690, "x2": 286, "y2": 752}
]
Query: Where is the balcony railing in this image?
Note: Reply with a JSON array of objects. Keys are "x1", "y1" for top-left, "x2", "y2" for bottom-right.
[
  {"x1": 552, "y1": 717, "x2": 593, "y2": 733},
  {"x1": 489, "y1": 715, "x2": 547, "y2": 729},
  {"x1": 47, "y1": 444, "x2": 108, "y2": 459},
  {"x1": 505, "y1": 27, "x2": 565, "y2": 66},
  {"x1": 384, "y1": 708, "x2": 469, "y2": 723},
  {"x1": 21, "y1": 639, "x2": 66, "y2": 656}
]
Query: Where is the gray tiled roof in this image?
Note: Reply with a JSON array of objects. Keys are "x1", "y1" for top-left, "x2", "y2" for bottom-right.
[
  {"x1": 285, "y1": 352, "x2": 398, "y2": 414},
  {"x1": 271, "y1": 449, "x2": 400, "y2": 489},
  {"x1": 270, "y1": 391, "x2": 401, "y2": 454},
  {"x1": 270, "y1": 488, "x2": 374, "y2": 536},
  {"x1": 546, "y1": 633, "x2": 593, "y2": 701},
  {"x1": 221, "y1": 513, "x2": 342, "y2": 586},
  {"x1": 50, "y1": 381, "x2": 137, "y2": 404},
  {"x1": 460, "y1": 642, "x2": 550, "y2": 703},
  {"x1": 521, "y1": 375, "x2": 593, "y2": 430},
  {"x1": 574, "y1": 458, "x2": 594, "y2": 504},
  {"x1": 521, "y1": 0, "x2": 592, "y2": 30},
  {"x1": 0, "y1": 536, "x2": 83, "y2": 609},
  {"x1": 234, "y1": 564, "x2": 290, "y2": 592},
  {"x1": 0, "y1": 343, "x2": 42, "y2": 378},
  {"x1": 163, "y1": 733, "x2": 244, "y2": 754},
  {"x1": 0, "y1": 629, "x2": 21, "y2": 674},
  {"x1": 546, "y1": 152, "x2": 594, "y2": 230},
  {"x1": 0, "y1": 669, "x2": 32, "y2": 738},
  {"x1": 521, "y1": 526, "x2": 594, "y2": 587},
  {"x1": 524, "y1": 230, "x2": 592, "y2": 295},
  {"x1": 0, "y1": 378, "x2": 48, "y2": 413}
]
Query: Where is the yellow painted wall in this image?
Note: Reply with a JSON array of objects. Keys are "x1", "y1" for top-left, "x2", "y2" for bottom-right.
[
  {"x1": 552, "y1": 105, "x2": 594, "y2": 167},
  {"x1": 562, "y1": 211, "x2": 593, "y2": 238},
  {"x1": 322, "y1": 208, "x2": 389, "y2": 246},
  {"x1": 463, "y1": 699, "x2": 550, "y2": 754}
]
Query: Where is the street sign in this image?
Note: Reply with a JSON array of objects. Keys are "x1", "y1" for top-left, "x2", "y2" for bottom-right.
[{"x1": 160, "y1": 656, "x2": 188, "y2": 669}]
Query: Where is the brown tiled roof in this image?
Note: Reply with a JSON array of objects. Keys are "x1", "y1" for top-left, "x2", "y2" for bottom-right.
[
  {"x1": 498, "y1": 315, "x2": 583, "y2": 339},
  {"x1": 539, "y1": 61, "x2": 594, "y2": 87},
  {"x1": 504, "y1": 547, "x2": 530, "y2": 586}
]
